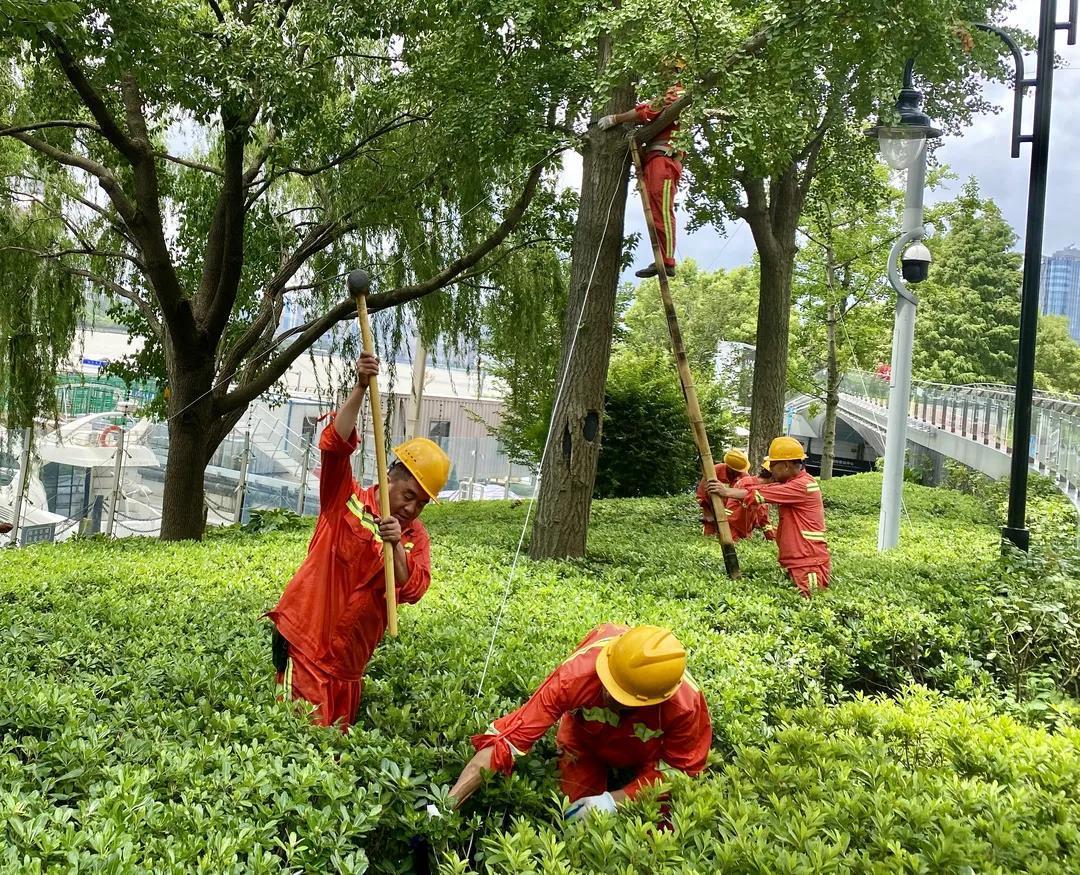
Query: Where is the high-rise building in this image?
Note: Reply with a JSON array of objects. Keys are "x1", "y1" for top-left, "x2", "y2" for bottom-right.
[{"x1": 1040, "y1": 245, "x2": 1080, "y2": 341}]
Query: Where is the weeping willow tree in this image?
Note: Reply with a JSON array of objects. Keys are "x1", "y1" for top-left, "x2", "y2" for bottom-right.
[
  {"x1": 0, "y1": 194, "x2": 83, "y2": 430},
  {"x1": 0, "y1": 0, "x2": 587, "y2": 540}
]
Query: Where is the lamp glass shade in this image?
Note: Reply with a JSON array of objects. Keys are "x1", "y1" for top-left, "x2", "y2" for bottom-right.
[{"x1": 875, "y1": 128, "x2": 927, "y2": 171}]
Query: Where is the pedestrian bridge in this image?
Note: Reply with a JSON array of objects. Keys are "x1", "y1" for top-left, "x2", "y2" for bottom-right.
[{"x1": 787, "y1": 371, "x2": 1080, "y2": 513}]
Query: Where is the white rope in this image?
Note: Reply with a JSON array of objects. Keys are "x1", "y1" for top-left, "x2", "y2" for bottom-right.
[{"x1": 473, "y1": 144, "x2": 630, "y2": 698}]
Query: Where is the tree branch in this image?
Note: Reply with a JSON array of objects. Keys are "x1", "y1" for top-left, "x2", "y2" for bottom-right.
[
  {"x1": 0, "y1": 119, "x2": 101, "y2": 136},
  {"x1": 196, "y1": 110, "x2": 249, "y2": 339},
  {"x1": 48, "y1": 36, "x2": 140, "y2": 161},
  {"x1": 635, "y1": 25, "x2": 772, "y2": 147},
  {"x1": 63, "y1": 266, "x2": 162, "y2": 335},
  {"x1": 5, "y1": 131, "x2": 139, "y2": 224},
  {"x1": 247, "y1": 113, "x2": 427, "y2": 192},
  {"x1": 155, "y1": 152, "x2": 224, "y2": 175},
  {"x1": 215, "y1": 149, "x2": 561, "y2": 413}
]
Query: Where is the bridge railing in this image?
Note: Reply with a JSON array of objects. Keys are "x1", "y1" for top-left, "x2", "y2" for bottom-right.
[{"x1": 839, "y1": 371, "x2": 1080, "y2": 501}]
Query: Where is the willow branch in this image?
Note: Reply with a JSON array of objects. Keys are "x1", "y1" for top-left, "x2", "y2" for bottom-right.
[{"x1": 216, "y1": 149, "x2": 560, "y2": 413}]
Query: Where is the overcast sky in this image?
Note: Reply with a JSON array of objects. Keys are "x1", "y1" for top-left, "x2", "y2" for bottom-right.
[{"x1": 575, "y1": 0, "x2": 1080, "y2": 280}]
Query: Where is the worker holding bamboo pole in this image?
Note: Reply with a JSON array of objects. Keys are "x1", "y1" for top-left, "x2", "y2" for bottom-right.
[
  {"x1": 267, "y1": 352, "x2": 450, "y2": 729},
  {"x1": 597, "y1": 57, "x2": 686, "y2": 279},
  {"x1": 696, "y1": 449, "x2": 773, "y2": 542},
  {"x1": 710, "y1": 437, "x2": 830, "y2": 597}
]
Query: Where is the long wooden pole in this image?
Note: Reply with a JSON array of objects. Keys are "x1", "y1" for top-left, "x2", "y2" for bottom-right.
[
  {"x1": 630, "y1": 141, "x2": 740, "y2": 578},
  {"x1": 348, "y1": 270, "x2": 398, "y2": 636}
]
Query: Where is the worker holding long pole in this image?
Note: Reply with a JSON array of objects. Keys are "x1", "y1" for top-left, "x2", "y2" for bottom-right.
[{"x1": 266, "y1": 270, "x2": 451, "y2": 730}]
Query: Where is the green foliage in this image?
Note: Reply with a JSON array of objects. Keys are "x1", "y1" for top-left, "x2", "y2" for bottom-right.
[
  {"x1": 0, "y1": 184, "x2": 83, "y2": 428},
  {"x1": 242, "y1": 508, "x2": 308, "y2": 534},
  {"x1": 3, "y1": 474, "x2": 1080, "y2": 870},
  {"x1": 594, "y1": 347, "x2": 736, "y2": 498},
  {"x1": 1035, "y1": 315, "x2": 1080, "y2": 396},
  {"x1": 914, "y1": 179, "x2": 1023, "y2": 385},
  {"x1": 621, "y1": 260, "x2": 759, "y2": 373},
  {"x1": 482, "y1": 256, "x2": 570, "y2": 468},
  {"x1": 788, "y1": 171, "x2": 897, "y2": 399}
]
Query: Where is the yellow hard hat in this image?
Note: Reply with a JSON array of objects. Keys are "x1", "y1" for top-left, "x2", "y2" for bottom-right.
[
  {"x1": 662, "y1": 54, "x2": 687, "y2": 71},
  {"x1": 723, "y1": 448, "x2": 750, "y2": 473},
  {"x1": 595, "y1": 625, "x2": 686, "y2": 707},
  {"x1": 761, "y1": 456, "x2": 771, "y2": 472},
  {"x1": 768, "y1": 436, "x2": 806, "y2": 462},
  {"x1": 392, "y1": 437, "x2": 451, "y2": 501}
]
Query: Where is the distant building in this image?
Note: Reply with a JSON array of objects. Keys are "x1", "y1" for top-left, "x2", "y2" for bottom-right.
[{"x1": 1040, "y1": 246, "x2": 1080, "y2": 342}]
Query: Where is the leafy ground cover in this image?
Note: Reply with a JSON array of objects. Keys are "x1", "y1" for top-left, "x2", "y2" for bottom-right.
[{"x1": 2, "y1": 474, "x2": 1078, "y2": 873}]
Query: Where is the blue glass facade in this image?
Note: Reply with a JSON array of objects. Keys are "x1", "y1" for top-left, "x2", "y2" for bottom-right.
[{"x1": 1040, "y1": 246, "x2": 1080, "y2": 341}]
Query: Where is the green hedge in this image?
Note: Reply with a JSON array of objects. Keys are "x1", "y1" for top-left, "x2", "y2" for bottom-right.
[{"x1": 1, "y1": 474, "x2": 1078, "y2": 872}]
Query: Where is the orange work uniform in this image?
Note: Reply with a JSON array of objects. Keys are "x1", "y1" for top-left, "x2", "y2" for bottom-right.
[
  {"x1": 471, "y1": 624, "x2": 712, "y2": 801},
  {"x1": 268, "y1": 417, "x2": 431, "y2": 728},
  {"x1": 699, "y1": 460, "x2": 768, "y2": 535},
  {"x1": 635, "y1": 85, "x2": 685, "y2": 269},
  {"x1": 726, "y1": 473, "x2": 773, "y2": 541},
  {"x1": 744, "y1": 470, "x2": 830, "y2": 596}
]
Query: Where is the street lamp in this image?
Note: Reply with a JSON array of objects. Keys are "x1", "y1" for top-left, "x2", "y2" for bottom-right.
[{"x1": 865, "y1": 60, "x2": 941, "y2": 552}]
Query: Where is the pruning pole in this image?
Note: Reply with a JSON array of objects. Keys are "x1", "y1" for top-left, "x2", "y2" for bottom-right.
[
  {"x1": 630, "y1": 140, "x2": 740, "y2": 579},
  {"x1": 348, "y1": 270, "x2": 398, "y2": 637}
]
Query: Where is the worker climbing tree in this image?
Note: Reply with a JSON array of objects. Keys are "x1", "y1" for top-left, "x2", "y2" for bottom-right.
[{"x1": 597, "y1": 57, "x2": 687, "y2": 278}]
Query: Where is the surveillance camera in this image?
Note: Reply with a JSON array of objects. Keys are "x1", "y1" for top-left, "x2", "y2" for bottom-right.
[{"x1": 901, "y1": 241, "x2": 932, "y2": 284}]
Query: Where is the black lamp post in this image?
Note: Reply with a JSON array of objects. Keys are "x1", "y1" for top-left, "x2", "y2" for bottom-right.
[{"x1": 975, "y1": 2, "x2": 1077, "y2": 552}]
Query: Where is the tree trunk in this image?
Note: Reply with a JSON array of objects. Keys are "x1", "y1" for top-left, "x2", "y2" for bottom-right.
[
  {"x1": 530, "y1": 67, "x2": 632, "y2": 560},
  {"x1": 746, "y1": 233, "x2": 797, "y2": 467},
  {"x1": 820, "y1": 304, "x2": 839, "y2": 480},
  {"x1": 744, "y1": 170, "x2": 802, "y2": 467},
  {"x1": 159, "y1": 356, "x2": 217, "y2": 541}
]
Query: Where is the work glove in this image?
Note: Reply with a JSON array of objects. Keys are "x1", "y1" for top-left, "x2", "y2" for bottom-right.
[
  {"x1": 596, "y1": 115, "x2": 618, "y2": 131},
  {"x1": 565, "y1": 791, "x2": 617, "y2": 821}
]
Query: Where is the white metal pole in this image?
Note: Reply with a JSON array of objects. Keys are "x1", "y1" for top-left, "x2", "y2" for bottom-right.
[
  {"x1": 504, "y1": 460, "x2": 513, "y2": 499},
  {"x1": 9, "y1": 427, "x2": 32, "y2": 545},
  {"x1": 469, "y1": 437, "x2": 480, "y2": 500},
  {"x1": 105, "y1": 426, "x2": 125, "y2": 537},
  {"x1": 234, "y1": 430, "x2": 250, "y2": 524},
  {"x1": 878, "y1": 146, "x2": 927, "y2": 552},
  {"x1": 407, "y1": 337, "x2": 427, "y2": 441},
  {"x1": 296, "y1": 435, "x2": 312, "y2": 515}
]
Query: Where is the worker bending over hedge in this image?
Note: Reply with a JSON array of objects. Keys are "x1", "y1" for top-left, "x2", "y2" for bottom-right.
[
  {"x1": 696, "y1": 448, "x2": 772, "y2": 542},
  {"x1": 709, "y1": 436, "x2": 830, "y2": 597},
  {"x1": 448, "y1": 624, "x2": 712, "y2": 819},
  {"x1": 268, "y1": 352, "x2": 451, "y2": 729}
]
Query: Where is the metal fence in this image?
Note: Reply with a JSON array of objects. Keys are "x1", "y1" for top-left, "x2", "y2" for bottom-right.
[
  {"x1": 839, "y1": 370, "x2": 1080, "y2": 502},
  {"x1": 2, "y1": 412, "x2": 535, "y2": 546}
]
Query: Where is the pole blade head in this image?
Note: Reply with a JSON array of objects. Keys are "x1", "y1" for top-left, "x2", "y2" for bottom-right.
[{"x1": 347, "y1": 269, "x2": 371, "y2": 298}]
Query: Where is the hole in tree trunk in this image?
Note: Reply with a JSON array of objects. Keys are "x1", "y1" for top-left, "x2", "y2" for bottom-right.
[
  {"x1": 583, "y1": 410, "x2": 599, "y2": 442},
  {"x1": 562, "y1": 421, "x2": 572, "y2": 461}
]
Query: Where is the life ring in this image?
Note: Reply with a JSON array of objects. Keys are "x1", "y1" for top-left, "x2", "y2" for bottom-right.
[{"x1": 99, "y1": 424, "x2": 122, "y2": 447}]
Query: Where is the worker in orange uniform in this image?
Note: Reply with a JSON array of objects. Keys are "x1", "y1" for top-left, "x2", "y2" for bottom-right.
[
  {"x1": 597, "y1": 59, "x2": 686, "y2": 279},
  {"x1": 267, "y1": 352, "x2": 451, "y2": 729},
  {"x1": 446, "y1": 624, "x2": 712, "y2": 819},
  {"x1": 696, "y1": 448, "x2": 769, "y2": 541},
  {"x1": 709, "y1": 437, "x2": 830, "y2": 597}
]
